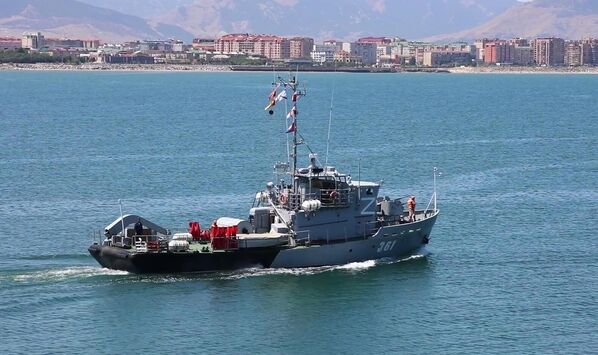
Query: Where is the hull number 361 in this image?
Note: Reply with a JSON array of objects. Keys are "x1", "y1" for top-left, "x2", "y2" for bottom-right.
[{"x1": 377, "y1": 240, "x2": 397, "y2": 253}]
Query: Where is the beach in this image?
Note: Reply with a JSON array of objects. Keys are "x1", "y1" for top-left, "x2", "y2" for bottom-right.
[
  {"x1": 447, "y1": 65, "x2": 598, "y2": 74},
  {"x1": 1, "y1": 62, "x2": 598, "y2": 74}
]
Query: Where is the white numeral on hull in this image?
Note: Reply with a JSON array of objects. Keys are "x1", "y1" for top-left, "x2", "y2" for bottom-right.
[{"x1": 377, "y1": 240, "x2": 397, "y2": 253}]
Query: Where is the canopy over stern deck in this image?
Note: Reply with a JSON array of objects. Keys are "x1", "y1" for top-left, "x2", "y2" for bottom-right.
[{"x1": 104, "y1": 214, "x2": 168, "y2": 236}]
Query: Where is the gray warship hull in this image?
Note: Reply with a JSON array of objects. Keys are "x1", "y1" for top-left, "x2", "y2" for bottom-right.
[
  {"x1": 270, "y1": 211, "x2": 437, "y2": 268},
  {"x1": 88, "y1": 211, "x2": 437, "y2": 273}
]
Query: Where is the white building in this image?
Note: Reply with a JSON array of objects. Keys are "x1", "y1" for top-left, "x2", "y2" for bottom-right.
[
  {"x1": 22, "y1": 32, "x2": 44, "y2": 50},
  {"x1": 311, "y1": 44, "x2": 336, "y2": 64}
]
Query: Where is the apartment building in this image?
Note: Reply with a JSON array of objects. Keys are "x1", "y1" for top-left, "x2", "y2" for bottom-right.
[
  {"x1": 22, "y1": 32, "x2": 44, "y2": 50},
  {"x1": 289, "y1": 37, "x2": 314, "y2": 59},
  {"x1": 533, "y1": 37, "x2": 565, "y2": 66},
  {"x1": 484, "y1": 41, "x2": 514, "y2": 64},
  {"x1": 215, "y1": 34, "x2": 290, "y2": 59}
]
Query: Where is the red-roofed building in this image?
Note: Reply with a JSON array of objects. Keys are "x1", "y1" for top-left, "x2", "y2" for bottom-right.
[
  {"x1": 215, "y1": 34, "x2": 290, "y2": 59},
  {"x1": 193, "y1": 38, "x2": 215, "y2": 51}
]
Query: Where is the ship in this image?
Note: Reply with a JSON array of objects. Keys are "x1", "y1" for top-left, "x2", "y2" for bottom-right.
[{"x1": 88, "y1": 75, "x2": 439, "y2": 273}]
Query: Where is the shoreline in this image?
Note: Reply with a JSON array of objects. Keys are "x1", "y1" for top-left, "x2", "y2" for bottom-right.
[
  {"x1": 447, "y1": 66, "x2": 598, "y2": 75},
  {"x1": 1, "y1": 62, "x2": 598, "y2": 74},
  {"x1": 0, "y1": 63, "x2": 232, "y2": 72}
]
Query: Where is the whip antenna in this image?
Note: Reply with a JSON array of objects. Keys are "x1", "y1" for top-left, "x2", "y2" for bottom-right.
[{"x1": 324, "y1": 66, "x2": 337, "y2": 167}]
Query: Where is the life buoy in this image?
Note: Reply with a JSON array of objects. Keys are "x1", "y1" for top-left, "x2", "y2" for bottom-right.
[{"x1": 280, "y1": 193, "x2": 288, "y2": 204}]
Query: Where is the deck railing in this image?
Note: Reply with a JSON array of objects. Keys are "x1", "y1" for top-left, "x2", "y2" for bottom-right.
[{"x1": 287, "y1": 188, "x2": 352, "y2": 210}]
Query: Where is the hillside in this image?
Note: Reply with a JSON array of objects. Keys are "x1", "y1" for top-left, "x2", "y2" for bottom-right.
[
  {"x1": 0, "y1": 0, "x2": 193, "y2": 42},
  {"x1": 77, "y1": 0, "x2": 197, "y2": 19},
  {"x1": 424, "y1": 0, "x2": 598, "y2": 42},
  {"x1": 2, "y1": 0, "x2": 595, "y2": 43},
  {"x1": 82, "y1": 0, "x2": 519, "y2": 40}
]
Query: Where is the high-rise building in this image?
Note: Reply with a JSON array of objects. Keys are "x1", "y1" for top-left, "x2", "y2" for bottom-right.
[
  {"x1": 484, "y1": 41, "x2": 514, "y2": 64},
  {"x1": 565, "y1": 41, "x2": 583, "y2": 66},
  {"x1": 533, "y1": 37, "x2": 565, "y2": 66},
  {"x1": 289, "y1": 37, "x2": 314, "y2": 59},
  {"x1": 513, "y1": 46, "x2": 533, "y2": 65},
  {"x1": 581, "y1": 38, "x2": 598, "y2": 65},
  {"x1": 473, "y1": 38, "x2": 492, "y2": 61},
  {"x1": 21, "y1": 32, "x2": 44, "y2": 50},
  {"x1": 255, "y1": 35, "x2": 290, "y2": 59}
]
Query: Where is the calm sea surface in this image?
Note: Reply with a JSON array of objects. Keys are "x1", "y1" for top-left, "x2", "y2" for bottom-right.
[{"x1": 0, "y1": 71, "x2": 596, "y2": 354}]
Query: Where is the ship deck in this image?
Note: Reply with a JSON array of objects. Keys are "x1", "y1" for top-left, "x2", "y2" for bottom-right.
[{"x1": 128, "y1": 232, "x2": 290, "y2": 254}]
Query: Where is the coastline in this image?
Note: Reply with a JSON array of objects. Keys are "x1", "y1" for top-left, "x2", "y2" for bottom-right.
[
  {"x1": 0, "y1": 63, "x2": 232, "y2": 72},
  {"x1": 447, "y1": 66, "x2": 598, "y2": 75},
  {"x1": 1, "y1": 62, "x2": 598, "y2": 74}
]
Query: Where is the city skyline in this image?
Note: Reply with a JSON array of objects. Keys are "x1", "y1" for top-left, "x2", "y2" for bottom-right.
[{"x1": 5, "y1": 30, "x2": 597, "y2": 69}]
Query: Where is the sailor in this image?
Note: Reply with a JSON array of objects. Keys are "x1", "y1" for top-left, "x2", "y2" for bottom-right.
[
  {"x1": 134, "y1": 218, "x2": 143, "y2": 235},
  {"x1": 210, "y1": 220, "x2": 218, "y2": 238},
  {"x1": 407, "y1": 196, "x2": 416, "y2": 222},
  {"x1": 135, "y1": 218, "x2": 143, "y2": 235},
  {"x1": 329, "y1": 190, "x2": 340, "y2": 202}
]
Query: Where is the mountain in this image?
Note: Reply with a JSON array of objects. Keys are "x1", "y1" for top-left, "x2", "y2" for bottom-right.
[
  {"x1": 0, "y1": 0, "x2": 193, "y2": 43},
  {"x1": 2, "y1": 0, "x2": 594, "y2": 44},
  {"x1": 80, "y1": 0, "x2": 520, "y2": 40},
  {"x1": 77, "y1": 0, "x2": 197, "y2": 19},
  {"x1": 424, "y1": 0, "x2": 598, "y2": 42}
]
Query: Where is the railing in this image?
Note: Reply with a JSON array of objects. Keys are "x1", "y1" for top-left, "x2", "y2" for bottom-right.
[
  {"x1": 107, "y1": 234, "x2": 166, "y2": 252},
  {"x1": 319, "y1": 188, "x2": 352, "y2": 207},
  {"x1": 135, "y1": 239, "x2": 148, "y2": 252},
  {"x1": 287, "y1": 188, "x2": 352, "y2": 210},
  {"x1": 423, "y1": 192, "x2": 438, "y2": 218},
  {"x1": 294, "y1": 230, "x2": 311, "y2": 245}
]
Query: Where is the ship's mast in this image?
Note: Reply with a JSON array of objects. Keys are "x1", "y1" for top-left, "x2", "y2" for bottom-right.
[
  {"x1": 290, "y1": 76, "x2": 298, "y2": 179},
  {"x1": 292, "y1": 118, "x2": 298, "y2": 177},
  {"x1": 269, "y1": 74, "x2": 302, "y2": 189}
]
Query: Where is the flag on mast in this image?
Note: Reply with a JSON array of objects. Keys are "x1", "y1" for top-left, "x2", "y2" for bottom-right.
[
  {"x1": 265, "y1": 84, "x2": 281, "y2": 111},
  {"x1": 286, "y1": 105, "x2": 298, "y2": 119},
  {"x1": 286, "y1": 120, "x2": 296, "y2": 133},
  {"x1": 268, "y1": 84, "x2": 280, "y2": 100},
  {"x1": 264, "y1": 100, "x2": 276, "y2": 110},
  {"x1": 275, "y1": 90, "x2": 287, "y2": 102},
  {"x1": 291, "y1": 92, "x2": 299, "y2": 102}
]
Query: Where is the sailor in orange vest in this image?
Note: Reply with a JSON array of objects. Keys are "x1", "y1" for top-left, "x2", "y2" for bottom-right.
[
  {"x1": 407, "y1": 196, "x2": 416, "y2": 222},
  {"x1": 210, "y1": 220, "x2": 218, "y2": 238}
]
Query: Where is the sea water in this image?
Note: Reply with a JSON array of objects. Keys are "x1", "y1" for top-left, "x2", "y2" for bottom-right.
[{"x1": 0, "y1": 71, "x2": 596, "y2": 354}]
